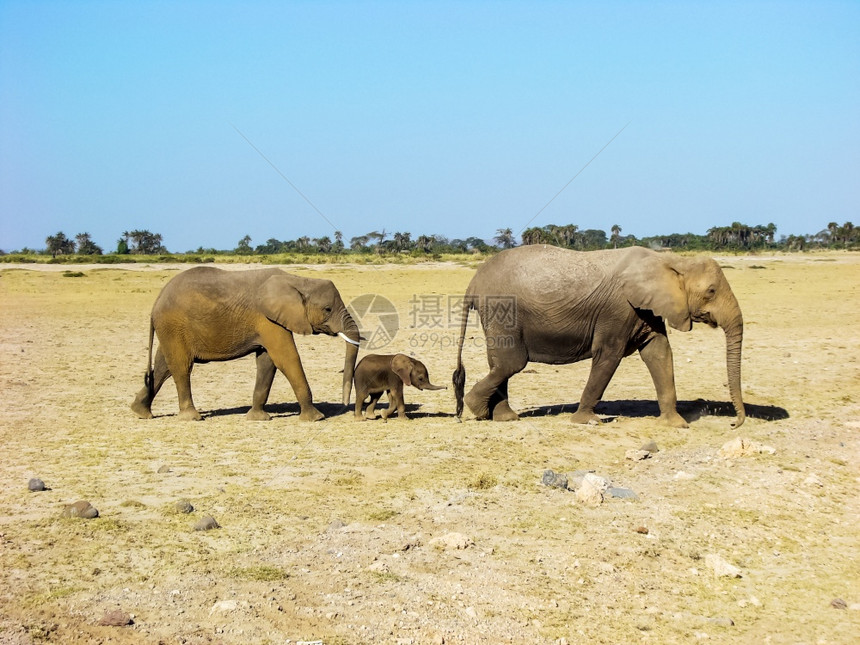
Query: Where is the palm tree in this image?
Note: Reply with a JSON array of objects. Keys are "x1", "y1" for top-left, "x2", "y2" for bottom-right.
[
  {"x1": 611, "y1": 224, "x2": 622, "y2": 248},
  {"x1": 493, "y1": 228, "x2": 516, "y2": 249},
  {"x1": 350, "y1": 235, "x2": 369, "y2": 251}
]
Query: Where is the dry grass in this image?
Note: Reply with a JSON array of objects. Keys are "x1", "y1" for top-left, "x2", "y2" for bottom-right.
[{"x1": 0, "y1": 254, "x2": 859, "y2": 644}]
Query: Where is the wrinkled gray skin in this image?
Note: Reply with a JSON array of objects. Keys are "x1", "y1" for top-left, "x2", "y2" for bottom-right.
[
  {"x1": 131, "y1": 266, "x2": 361, "y2": 421},
  {"x1": 354, "y1": 353, "x2": 445, "y2": 420},
  {"x1": 453, "y1": 246, "x2": 745, "y2": 428}
]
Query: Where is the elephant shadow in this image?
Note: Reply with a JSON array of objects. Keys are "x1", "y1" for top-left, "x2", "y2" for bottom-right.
[
  {"x1": 522, "y1": 399, "x2": 789, "y2": 423},
  {"x1": 205, "y1": 401, "x2": 350, "y2": 419},
  {"x1": 204, "y1": 401, "x2": 451, "y2": 420}
]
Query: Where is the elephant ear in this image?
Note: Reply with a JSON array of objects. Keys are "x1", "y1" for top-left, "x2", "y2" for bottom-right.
[
  {"x1": 618, "y1": 251, "x2": 692, "y2": 331},
  {"x1": 259, "y1": 275, "x2": 313, "y2": 335},
  {"x1": 391, "y1": 354, "x2": 413, "y2": 387}
]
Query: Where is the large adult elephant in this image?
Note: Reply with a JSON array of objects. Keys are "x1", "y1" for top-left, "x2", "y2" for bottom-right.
[
  {"x1": 131, "y1": 266, "x2": 361, "y2": 421},
  {"x1": 453, "y1": 245, "x2": 745, "y2": 428}
]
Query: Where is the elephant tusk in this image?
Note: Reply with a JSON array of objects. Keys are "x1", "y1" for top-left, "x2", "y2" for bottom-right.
[{"x1": 338, "y1": 332, "x2": 361, "y2": 347}]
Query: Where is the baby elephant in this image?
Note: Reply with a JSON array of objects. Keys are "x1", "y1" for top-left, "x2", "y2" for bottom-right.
[{"x1": 354, "y1": 353, "x2": 445, "y2": 420}]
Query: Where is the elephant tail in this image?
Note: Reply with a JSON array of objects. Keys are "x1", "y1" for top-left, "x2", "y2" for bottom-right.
[
  {"x1": 453, "y1": 293, "x2": 475, "y2": 418},
  {"x1": 143, "y1": 318, "x2": 155, "y2": 401}
]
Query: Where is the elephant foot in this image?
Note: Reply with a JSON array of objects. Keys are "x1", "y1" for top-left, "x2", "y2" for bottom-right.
[
  {"x1": 299, "y1": 406, "x2": 325, "y2": 422},
  {"x1": 570, "y1": 409, "x2": 601, "y2": 426},
  {"x1": 658, "y1": 411, "x2": 689, "y2": 428},
  {"x1": 130, "y1": 399, "x2": 153, "y2": 419},
  {"x1": 463, "y1": 390, "x2": 490, "y2": 420},
  {"x1": 246, "y1": 407, "x2": 271, "y2": 421},
  {"x1": 491, "y1": 400, "x2": 519, "y2": 422},
  {"x1": 178, "y1": 407, "x2": 203, "y2": 421}
]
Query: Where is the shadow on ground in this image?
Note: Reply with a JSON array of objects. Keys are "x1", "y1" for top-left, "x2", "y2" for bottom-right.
[{"x1": 522, "y1": 399, "x2": 790, "y2": 423}]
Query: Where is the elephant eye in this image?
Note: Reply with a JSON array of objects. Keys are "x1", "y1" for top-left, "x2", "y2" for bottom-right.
[{"x1": 706, "y1": 287, "x2": 716, "y2": 298}]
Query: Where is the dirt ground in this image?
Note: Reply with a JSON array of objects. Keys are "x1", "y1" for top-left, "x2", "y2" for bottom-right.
[{"x1": 1, "y1": 253, "x2": 858, "y2": 644}]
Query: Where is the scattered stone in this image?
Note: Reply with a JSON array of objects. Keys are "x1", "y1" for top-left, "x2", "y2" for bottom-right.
[
  {"x1": 209, "y1": 599, "x2": 238, "y2": 615},
  {"x1": 583, "y1": 473, "x2": 610, "y2": 491},
  {"x1": 635, "y1": 526, "x2": 649, "y2": 535},
  {"x1": 803, "y1": 473, "x2": 824, "y2": 487},
  {"x1": 193, "y1": 516, "x2": 220, "y2": 531},
  {"x1": 541, "y1": 469, "x2": 569, "y2": 490},
  {"x1": 328, "y1": 519, "x2": 347, "y2": 531},
  {"x1": 430, "y1": 532, "x2": 473, "y2": 550},
  {"x1": 575, "y1": 478, "x2": 604, "y2": 507},
  {"x1": 566, "y1": 470, "x2": 592, "y2": 491},
  {"x1": 674, "y1": 470, "x2": 696, "y2": 481},
  {"x1": 401, "y1": 534, "x2": 422, "y2": 551},
  {"x1": 625, "y1": 449, "x2": 651, "y2": 461},
  {"x1": 705, "y1": 553, "x2": 742, "y2": 578},
  {"x1": 61, "y1": 501, "x2": 99, "y2": 519},
  {"x1": 157, "y1": 464, "x2": 172, "y2": 473},
  {"x1": 640, "y1": 440, "x2": 660, "y2": 453},
  {"x1": 98, "y1": 609, "x2": 133, "y2": 626},
  {"x1": 718, "y1": 437, "x2": 776, "y2": 458},
  {"x1": 708, "y1": 616, "x2": 735, "y2": 627},
  {"x1": 830, "y1": 598, "x2": 847, "y2": 610},
  {"x1": 28, "y1": 478, "x2": 47, "y2": 492},
  {"x1": 174, "y1": 499, "x2": 194, "y2": 514},
  {"x1": 607, "y1": 487, "x2": 638, "y2": 500}
]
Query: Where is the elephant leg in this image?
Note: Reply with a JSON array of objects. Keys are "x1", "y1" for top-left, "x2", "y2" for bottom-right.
[
  {"x1": 131, "y1": 348, "x2": 171, "y2": 419},
  {"x1": 165, "y1": 351, "x2": 201, "y2": 421},
  {"x1": 385, "y1": 384, "x2": 408, "y2": 420},
  {"x1": 247, "y1": 351, "x2": 276, "y2": 421},
  {"x1": 365, "y1": 391, "x2": 383, "y2": 420},
  {"x1": 571, "y1": 347, "x2": 624, "y2": 425},
  {"x1": 354, "y1": 387, "x2": 368, "y2": 420},
  {"x1": 259, "y1": 329, "x2": 323, "y2": 421},
  {"x1": 639, "y1": 335, "x2": 688, "y2": 428},
  {"x1": 464, "y1": 343, "x2": 527, "y2": 421}
]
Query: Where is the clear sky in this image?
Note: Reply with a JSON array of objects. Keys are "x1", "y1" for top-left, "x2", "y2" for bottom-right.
[{"x1": 1, "y1": 1, "x2": 858, "y2": 253}]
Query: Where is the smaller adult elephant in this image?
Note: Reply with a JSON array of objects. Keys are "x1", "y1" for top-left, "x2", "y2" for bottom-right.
[
  {"x1": 131, "y1": 266, "x2": 361, "y2": 421},
  {"x1": 453, "y1": 245, "x2": 746, "y2": 427}
]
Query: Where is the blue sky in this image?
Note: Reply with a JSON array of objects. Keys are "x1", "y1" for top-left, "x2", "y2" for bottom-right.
[{"x1": 1, "y1": 1, "x2": 857, "y2": 252}]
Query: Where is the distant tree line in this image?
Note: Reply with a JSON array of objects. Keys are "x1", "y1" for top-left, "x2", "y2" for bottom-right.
[{"x1": 4, "y1": 220, "x2": 858, "y2": 258}]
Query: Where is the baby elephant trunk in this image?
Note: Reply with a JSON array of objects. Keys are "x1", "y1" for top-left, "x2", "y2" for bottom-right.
[{"x1": 420, "y1": 382, "x2": 446, "y2": 391}]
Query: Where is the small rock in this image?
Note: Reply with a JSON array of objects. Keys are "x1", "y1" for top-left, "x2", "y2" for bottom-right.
[
  {"x1": 157, "y1": 465, "x2": 172, "y2": 474},
  {"x1": 430, "y1": 532, "x2": 473, "y2": 550},
  {"x1": 582, "y1": 473, "x2": 610, "y2": 491},
  {"x1": 209, "y1": 599, "x2": 237, "y2": 615},
  {"x1": 193, "y1": 516, "x2": 220, "y2": 531},
  {"x1": 674, "y1": 470, "x2": 696, "y2": 481},
  {"x1": 174, "y1": 500, "x2": 194, "y2": 514},
  {"x1": 401, "y1": 534, "x2": 422, "y2": 551},
  {"x1": 566, "y1": 470, "x2": 591, "y2": 491},
  {"x1": 705, "y1": 553, "x2": 742, "y2": 578},
  {"x1": 28, "y1": 478, "x2": 47, "y2": 492},
  {"x1": 575, "y1": 479, "x2": 604, "y2": 507},
  {"x1": 635, "y1": 526, "x2": 649, "y2": 535},
  {"x1": 98, "y1": 609, "x2": 133, "y2": 626},
  {"x1": 830, "y1": 598, "x2": 847, "y2": 610},
  {"x1": 61, "y1": 501, "x2": 99, "y2": 519},
  {"x1": 625, "y1": 449, "x2": 651, "y2": 461},
  {"x1": 607, "y1": 487, "x2": 638, "y2": 500},
  {"x1": 640, "y1": 440, "x2": 659, "y2": 453},
  {"x1": 803, "y1": 474, "x2": 824, "y2": 487},
  {"x1": 718, "y1": 437, "x2": 776, "y2": 458},
  {"x1": 542, "y1": 469, "x2": 569, "y2": 489},
  {"x1": 328, "y1": 519, "x2": 347, "y2": 531},
  {"x1": 708, "y1": 616, "x2": 734, "y2": 627}
]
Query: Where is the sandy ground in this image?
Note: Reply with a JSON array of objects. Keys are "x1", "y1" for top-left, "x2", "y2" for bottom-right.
[{"x1": 0, "y1": 253, "x2": 858, "y2": 644}]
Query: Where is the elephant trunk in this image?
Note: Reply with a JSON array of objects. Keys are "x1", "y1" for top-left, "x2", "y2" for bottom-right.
[
  {"x1": 717, "y1": 300, "x2": 745, "y2": 428},
  {"x1": 340, "y1": 312, "x2": 360, "y2": 406}
]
